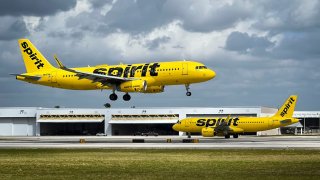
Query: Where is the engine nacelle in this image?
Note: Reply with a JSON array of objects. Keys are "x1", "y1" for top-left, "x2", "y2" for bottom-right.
[
  {"x1": 201, "y1": 127, "x2": 215, "y2": 137},
  {"x1": 143, "y1": 86, "x2": 164, "y2": 93},
  {"x1": 118, "y1": 80, "x2": 147, "y2": 92}
]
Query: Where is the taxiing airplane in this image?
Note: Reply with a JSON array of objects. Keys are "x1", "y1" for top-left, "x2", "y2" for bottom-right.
[
  {"x1": 12, "y1": 39, "x2": 216, "y2": 101},
  {"x1": 172, "y1": 95, "x2": 300, "y2": 138}
]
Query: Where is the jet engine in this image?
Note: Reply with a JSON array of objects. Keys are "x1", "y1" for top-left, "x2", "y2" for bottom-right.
[
  {"x1": 201, "y1": 127, "x2": 215, "y2": 137},
  {"x1": 143, "y1": 86, "x2": 164, "y2": 93},
  {"x1": 118, "y1": 80, "x2": 147, "y2": 92}
]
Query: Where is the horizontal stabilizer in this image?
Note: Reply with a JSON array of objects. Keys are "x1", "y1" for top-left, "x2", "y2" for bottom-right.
[{"x1": 10, "y1": 73, "x2": 41, "y2": 80}]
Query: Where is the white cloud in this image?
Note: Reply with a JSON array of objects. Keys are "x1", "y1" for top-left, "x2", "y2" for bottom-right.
[{"x1": 0, "y1": 0, "x2": 319, "y2": 109}]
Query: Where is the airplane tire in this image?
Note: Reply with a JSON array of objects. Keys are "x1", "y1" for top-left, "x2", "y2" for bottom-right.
[
  {"x1": 224, "y1": 134, "x2": 230, "y2": 139},
  {"x1": 186, "y1": 92, "x2": 192, "y2": 96},
  {"x1": 233, "y1": 134, "x2": 239, "y2": 138},
  {"x1": 187, "y1": 132, "x2": 191, "y2": 138},
  {"x1": 109, "y1": 93, "x2": 118, "y2": 101},
  {"x1": 123, "y1": 94, "x2": 131, "y2": 101}
]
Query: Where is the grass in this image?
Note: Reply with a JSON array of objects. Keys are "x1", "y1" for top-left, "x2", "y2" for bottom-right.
[{"x1": 0, "y1": 149, "x2": 319, "y2": 180}]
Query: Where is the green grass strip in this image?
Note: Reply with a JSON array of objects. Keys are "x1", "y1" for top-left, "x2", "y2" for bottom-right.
[{"x1": 0, "y1": 149, "x2": 319, "y2": 180}]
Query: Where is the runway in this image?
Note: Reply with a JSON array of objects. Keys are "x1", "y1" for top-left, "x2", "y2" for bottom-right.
[{"x1": 0, "y1": 136, "x2": 319, "y2": 149}]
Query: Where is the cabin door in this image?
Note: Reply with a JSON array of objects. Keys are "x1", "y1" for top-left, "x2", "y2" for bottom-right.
[{"x1": 182, "y1": 63, "x2": 188, "y2": 75}]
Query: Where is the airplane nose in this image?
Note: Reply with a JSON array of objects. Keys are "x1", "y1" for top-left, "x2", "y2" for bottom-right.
[
  {"x1": 172, "y1": 124, "x2": 179, "y2": 131},
  {"x1": 208, "y1": 69, "x2": 216, "y2": 79}
]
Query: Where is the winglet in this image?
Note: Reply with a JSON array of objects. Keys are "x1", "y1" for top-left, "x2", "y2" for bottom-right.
[{"x1": 53, "y1": 54, "x2": 66, "y2": 69}]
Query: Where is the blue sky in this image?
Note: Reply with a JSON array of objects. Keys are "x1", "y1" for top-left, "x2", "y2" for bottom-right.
[{"x1": 0, "y1": 0, "x2": 319, "y2": 110}]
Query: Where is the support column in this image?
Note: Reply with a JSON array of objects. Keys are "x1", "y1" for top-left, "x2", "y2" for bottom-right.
[
  {"x1": 304, "y1": 118, "x2": 306, "y2": 134},
  {"x1": 36, "y1": 122, "x2": 40, "y2": 136},
  {"x1": 104, "y1": 112, "x2": 112, "y2": 136},
  {"x1": 178, "y1": 113, "x2": 186, "y2": 137},
  {"x1": 179, "y1": 131, "x2": 185, "y2": 136}
]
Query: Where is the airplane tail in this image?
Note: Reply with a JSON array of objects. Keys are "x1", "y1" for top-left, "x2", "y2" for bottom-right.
[
  {"x1": 18, "y1": 39, "x2": 55, "y2": 73},
  {"x1": 273, "y1": 95, "x2": 298, "y2": 118}
]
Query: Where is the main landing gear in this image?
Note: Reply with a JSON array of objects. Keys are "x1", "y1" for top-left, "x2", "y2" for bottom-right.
[
  {"x1": 123, "y1": 93, "x2": 131, "y2": 101},
  {"x1": 224, "y1": 134, "x2": 239, "y2": 139},
  {"x1": 109, "y1": 92, "x2": 131, "y2": 101},
  {"x1": 185, "y1": 84, "x2": 192, "y2": 96},
  {"x1": 109, "y1": 93, "x2": 118, "y2": 101}
]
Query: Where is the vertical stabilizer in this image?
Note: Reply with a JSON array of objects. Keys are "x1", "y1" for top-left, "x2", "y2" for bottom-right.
[
  {"x1": 273, "y1": 95, "x2": 298, "y2": 118},
  {"x1": 18, "y1": 39, "x2": 55, "y2": 73}
]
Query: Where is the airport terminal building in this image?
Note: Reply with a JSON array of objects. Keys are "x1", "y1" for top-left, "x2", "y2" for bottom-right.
[{"x1": 0, "y1": 107, "x2": 319, "y2": 136}]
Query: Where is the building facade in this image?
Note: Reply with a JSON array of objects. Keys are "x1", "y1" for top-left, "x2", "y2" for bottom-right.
[{"x1": 0, "y1": 107, "x2": 319, "y2": 136}]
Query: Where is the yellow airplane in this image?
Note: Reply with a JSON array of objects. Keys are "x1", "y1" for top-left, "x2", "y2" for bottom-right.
[
  {"x1": 172, "y1": 95, "x2": 300, "y2": 138},
  {"x1": 12, "y1": 39, "x2": 216, "y2": 101}
]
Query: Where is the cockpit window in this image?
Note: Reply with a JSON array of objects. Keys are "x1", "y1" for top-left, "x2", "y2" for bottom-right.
[{"x1": 195, "y1": 66, "x2": 207, "y2": 69}]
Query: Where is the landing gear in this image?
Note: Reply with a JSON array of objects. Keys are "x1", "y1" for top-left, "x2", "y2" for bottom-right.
[
  {"x1": 233, "y1": 134, "x2": 239, "y2": 138},
  {"x1": 123, "y1": 93, "x2": 131, "y2": 101},
  {"x1": 109, "y1": 93, "x2": 118, "y2": 101},
  {"x1": 224, "y1": 134, "x2": 230, "y2": 139},
  {"x1": 185, "y1": 84, "x2": 192, "y2": 96},
  {"x1": 109, "y1": 92, "x2": 131, "y2": 101},
  {"x1": 187, "y1": 132, "x2": 191, "y2": 138}
]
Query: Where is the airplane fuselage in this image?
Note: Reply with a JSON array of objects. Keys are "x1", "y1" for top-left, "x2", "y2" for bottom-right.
[
  {"x1": 15, "y1": 39, "x2": 216, "y2": 101},
  {"x1": 173, "y1": 116, "x2": 299, "y2": 134},
  {"x1": 172, "y1": 95, "x2": 300, "y2": 138},
  {"x1": 17, "y1": 61, "x2": 215, "y2": 91}
]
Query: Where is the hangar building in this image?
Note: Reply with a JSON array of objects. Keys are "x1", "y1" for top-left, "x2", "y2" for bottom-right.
[{"x1": 0, "y1": 107, "x2": 319, "y2": 136}]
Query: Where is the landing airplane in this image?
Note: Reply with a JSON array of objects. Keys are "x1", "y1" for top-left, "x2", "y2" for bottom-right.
[
  {"x1": 172, "y1": 95, "x2": 300, "y2": 138},
  {"x1": 12, "y1": 39, "x2": 216, "y2": 101}
]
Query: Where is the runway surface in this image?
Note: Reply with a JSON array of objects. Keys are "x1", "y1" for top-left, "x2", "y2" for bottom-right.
[{"x1": 0, "y1": 136, "x2": 319, "y2": 149}]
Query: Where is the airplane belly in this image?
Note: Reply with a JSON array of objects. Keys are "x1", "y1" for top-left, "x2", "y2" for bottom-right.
[{"x1": 55, "y1": 79, "x2": 106, "y2": 90}]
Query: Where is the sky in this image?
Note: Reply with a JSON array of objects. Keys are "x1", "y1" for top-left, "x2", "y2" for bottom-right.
[{"x1": 0, "y1": 0, "x2": 319, "y2": 110}]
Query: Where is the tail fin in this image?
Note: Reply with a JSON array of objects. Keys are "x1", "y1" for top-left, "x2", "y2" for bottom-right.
[
  {"x1": 273, "y1": 95, "x2": 298, "y2": 118},
  {"x1": 18, "y1": 39, "x2": 55, "y2": 73}
]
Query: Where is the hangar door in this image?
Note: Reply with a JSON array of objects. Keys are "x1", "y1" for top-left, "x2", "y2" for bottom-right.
[
  {"x1": 40, "y1": 122, "x2": 104, "y2": 136},
  {"x1": 38, "y1": 114, "x2": 105, "y2": 136},
  {"x1": 0, "y1": 117, "x2": 35, "y2": 136},
  {"x1": 111, "y1": 124, "x2": 178, "y2": 136},
  {"x1": 109, "y1": 114, "x2": 179, "y2": 136}
]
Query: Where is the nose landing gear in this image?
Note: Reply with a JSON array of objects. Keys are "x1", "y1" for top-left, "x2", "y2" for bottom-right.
[{"x1": 185, "y1": 84, "x2": 192, "y2": 96}]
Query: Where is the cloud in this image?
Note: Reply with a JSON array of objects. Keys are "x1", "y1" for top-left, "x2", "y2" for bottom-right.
[
  {"x1": 273, "y1": 30, "x2": 320, "y2": 59},
  {"x1": 145, "y1": 36, "x2": 171, "y2": 50},
  {"x1": 0, "y1": 0, "x2": 77, "y2": 16},
  {"x1": 253, "y1": 0, "x2": 320, "y2": 32},
  {"x1": 0, "y1": 0, "x2": 320, "y2": 110},
  {"x1": 165, "y1": 0, "x2": 252, "y2": 32},
  {"x1": 224, "y1": 31, "x2": 274, "y2": 55},
  {"x1": 77, "y1": 0, "x2": 252, "y2": 35},
  {"x1": 0, "y1": 16, "x2": 29, "y2": 41}
]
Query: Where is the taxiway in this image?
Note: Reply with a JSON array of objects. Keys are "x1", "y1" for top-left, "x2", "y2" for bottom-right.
[{"x1": 0, "y1": 136, "x2": 319, "y2": 149}]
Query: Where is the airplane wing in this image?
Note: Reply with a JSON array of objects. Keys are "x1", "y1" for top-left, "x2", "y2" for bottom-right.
[
  {"x1": 213, "y1": 115, "x2": 243, "y2": 134},
  {"x1": 53, "y1": 55, "x2": 138, "y2": 85},
  {"x1": 10, "y1": 74, "x2": 41, "y2": 80},
  {"x1": 214, "y1": 115, "x2": 231, "y2": 135}
]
